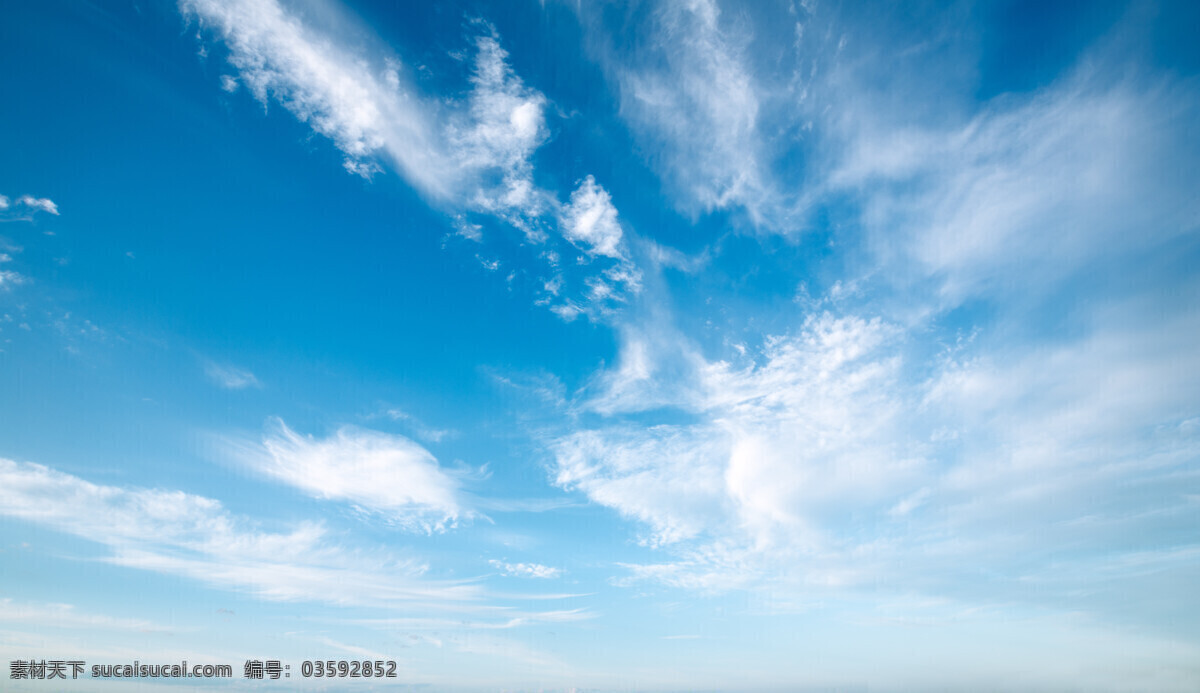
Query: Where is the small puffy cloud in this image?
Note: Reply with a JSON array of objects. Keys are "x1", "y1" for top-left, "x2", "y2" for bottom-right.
[
  {"x1": 1, "y1": 193, "x2": 58, "y2": 218},
  {"x1": 457, "y1": 34, "x2": 548, "y2": 176},
  {"x1": 241, "y1": 419, "x2": 467, "y2": 532},
  {"x1": 453, "y1": 216, "x2": 483, "y2": 243},
  {"x1": 16, "y1": 195, "x2": 58, "y2": 215},
  {"x1": 560, "y1": 176, "x2": 625, "y2": 259},
  {"x1": 0, "y1": 270, "x2": 26, "y2": 288},
  {"x1": 488, "y1": 560, "x2": 562, "y2": 579}
]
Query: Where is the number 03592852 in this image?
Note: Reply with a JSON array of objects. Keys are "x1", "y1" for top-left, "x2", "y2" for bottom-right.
[{"x1": 300, "y1": 660, "x2": 398, "y2": 678}]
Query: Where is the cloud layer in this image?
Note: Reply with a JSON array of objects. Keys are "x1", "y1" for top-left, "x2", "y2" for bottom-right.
[{"x1": 0, "y1": 457, "x2": 477, "y2": 607}]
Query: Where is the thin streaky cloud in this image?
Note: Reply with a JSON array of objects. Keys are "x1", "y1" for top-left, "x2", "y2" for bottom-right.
[
  {"x1": 184, "y1": 0, "x2": 640, "y2": 324},
  {"x1": 488, "y1": 560, "x2": 562, "y2": 579},
  {"x1": 181, "y1": 0, "x2": 455, "y2": 197},
  {"x1": 0, "y1": 457, "x2": 480, "y2": 609},
  {"x1": 0, "y1": 599, "x2": 178, "y2": 633},
  {"x1": 202, "y1": 359, "x2": 260, "y2": 389},
  {"x1": 15, "y1": 195, "x2": 58, "y2": 215}
]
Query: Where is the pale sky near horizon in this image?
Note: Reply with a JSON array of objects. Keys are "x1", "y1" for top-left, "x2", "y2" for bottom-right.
[{"x1": 2, "y1": 0, "x2": 1199, "y2": 690}]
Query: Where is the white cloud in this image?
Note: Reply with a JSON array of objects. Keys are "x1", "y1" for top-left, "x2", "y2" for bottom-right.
[
  {"x1": 560, "y1": 176, "x2": 625, "y2": 259},
  {"x1": 0, "y1": 193, "x2": 58, "y2": 219},
  {"x1": 554, "y1": 425, "x2": 728, "y2": 548},
  {"x1": 445, "y1": 30, "x2": 641, "y2": 320},
  {"x1": 608, "y1": 0, "x2": 770, "y2": 221},
  {"x1": 181, "y1": 0, "x2": 454, "y2": 197},
  {"x1": 183, "y1": 1, "x2": 550, "y2": 218},
  {"x1": 202, "y1": 359, "x2": 259, "y2": 389},
  {"x1": 0, "y1": 458, "x2": 480, "y2": 607},
  {"x1": 451, "y1": 31, "x2": 551, "y2": 232},
  {"x1": 922, "y1": 298, "x2": 1200, "y2": 523},
  {"x1": 0, "y1": 270, "x2": 26, "y2": 288},
  {"x1": 580, "y1": 322, "x2": 708, "y2": 417},
  {"x1": 453, "y1": 215, "x2": 483, "y2": 242},
  {"x1": 537, "y1": 8, "x2": 1200, "y2": 613},
  {"x1": 550, "y1": 293, "x2": 1200, "y2": 621},
  {"x1": 488, "y1": 560, "x2": 562, "y2": 579},
  {"x1": 556, "y1": 313, "x2": 913, "y2": 551},
  {"x1": 184, "y1": 2, "x2": 641, "y2": 323},
  {"x1": 349, "y1": 607, "x2": 591, "y2": 631},
  {"x1": 643, "y1": 239, "x2": 709, "y2": 273},
  {"x1": 238, "y1": 418, "x2": 467, "y2": 532},
  {"x1": 15, "y1": 195, "x2": 58, "y2": 215},
  {"x1": 831, "y1": 75, "x2": 1200, "y2": 303}
]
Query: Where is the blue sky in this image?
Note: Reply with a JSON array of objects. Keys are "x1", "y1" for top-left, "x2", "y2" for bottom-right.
[{"x1": 1, "y1": 0, "x2": 1199, "y2": 690}]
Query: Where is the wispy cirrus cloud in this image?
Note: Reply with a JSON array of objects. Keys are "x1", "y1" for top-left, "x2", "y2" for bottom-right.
[
  {"x1": 180, "y1": 0, "x2": 455, "y2": 196},
  {"x1": 0, "y1": 270, "x2": 26, "y2": 289},
  {"x1": 182, "y1": 0, "x2": 640, "y2": 322},
  {"x1": 233, "y1": 418, "x2": 469, "y2": 532},
  {"x1": 574, "y1": 0, "x2": 844, "y2": 230},
  {"x1": 15, "y1": 195, "x2": 58, "y2": 215},
  {"x1": 0, "y1": 598, "x2": 177, "y2": 633},
  {"x1": 554, "y1": 312, "x2": 914, "y2": 556},
  {"x1": 599, "y1": 0, "x2": 772, "y2": 223},
  {"x1": 445, "y1": 26, "x2": 641, "y2": 319},
  {"x1": 201, "y1": 359, "x2": 260, "y2": 389},
  {"x1": 450, "y1": 29, "x2": 551, "y2": 235},
  {"x1": 0, "y1": 457, "x2": 479, "y2": 608},
  {"x1": 182, "y1": 0, "x2": 551, "y2": 221},
  {"x1": 828, "y1": 71, "x2": 1200, "y2": 306},
  {"x1": 381, "y1": 407, "x2": 453, "y2": 444},
  {"x1": 347, "y1": 607, "x2": 591, "y2": 632},
  {"x1": 0, "y1": 193, "x2": 59, "y2": 221},
  {"x1": 547, "y1": 45, "x2": 1200, "y2": 600},
  {"x1": 541, "y1": 4, "x2": 1200, "y2": 624},
  {"x1": 488, "y1": 560, "x2": 562, "y2": 579},
  {"x1": 174, "y1": 0, "x2": 1200, "y2": 662},
  {"x1": 554, "y1": 294, "x2": 1200, "y2": 619}
]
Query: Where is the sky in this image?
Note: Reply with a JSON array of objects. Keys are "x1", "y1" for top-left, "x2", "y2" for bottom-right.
[{"x1": 1, "y1": 0, "x2": 1199, "y2": 690}]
